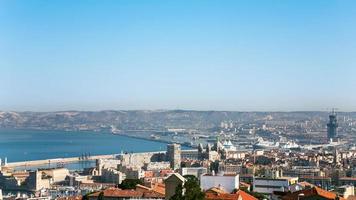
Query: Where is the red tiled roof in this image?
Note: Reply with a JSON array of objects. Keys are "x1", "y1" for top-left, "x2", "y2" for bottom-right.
[
  {"x1": 57, "y1": 196, "x2": 82, "y2": 200},
  {"x1": 89, "y1": 188, "x2": 143, "y2": 198},
  {"x1": 205, "y1": 188, "x2": 257, "y2": 200},
  {"x1": 142, "y1": 190, "x2": 165, "y2": 198},
  {"x1": 347, "y1": 196, "x2": 356, "y2": 200},
  {"x1": 282, "y1": 186, "x2": 345, "y2": 200},
  {"x1": 205, "y1": 192, "x2": 239, "y2": 200},
  {"x1": 236, "y1": 190, "x2": 258, "y2": 200}
]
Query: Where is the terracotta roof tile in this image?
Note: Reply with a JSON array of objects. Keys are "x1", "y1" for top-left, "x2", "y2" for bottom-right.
[
  {"x1": 236, "y1": 190, "x2": 258, "y2": 200},
  {"x1": 282, "y1": 186, "x2": 344, "y2": 200},
  {"x1": 205, "y1": 188, "x2": 257, "y2": 200},
  {"x1": 89, "y1": 188, "x2": 143, "y2": 198}
]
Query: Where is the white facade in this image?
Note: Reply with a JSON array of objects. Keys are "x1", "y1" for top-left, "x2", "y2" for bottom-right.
[
  {"x1": 145, "y1": 162, "x2": 170, "y2": 170},
  {"x1": 181, "y1": 167, "x2": 207, "y2": 179},
  {"x1": 101, "y1": 168, "x2": 126, "y2": 184},
  {"x1": 253, "y1": 177, "x2": 298, "y2": 194},
  {"x1": 200, "y1": 174, "x2": 239, "y2": 193}
]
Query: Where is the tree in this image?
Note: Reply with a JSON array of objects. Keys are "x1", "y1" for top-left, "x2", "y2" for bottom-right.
[
  {"x1": 97, "y1": 192, "x2": 104, "y2": 200},
  {"x1": 209, "y1": 160, "x2": 219, "y2": 174},
  {"x1": 170, "y1": 175, "x2": 204, "y2": 200},
  {"x1": 118, "y1": 179, "x2": 143, "y2": 189},
  {"x1": 83, "y1": 191, "x2": 96, "y2": 200},
  {"x1": 169, "y1": 183, "x2": 184, "y2": 200},
  {"x1": 184, "y1": 176, "x2": 204, "y2": 200}
]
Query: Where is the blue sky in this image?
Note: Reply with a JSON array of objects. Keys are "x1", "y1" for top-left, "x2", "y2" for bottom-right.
[{"x1": 1, "y1": 0, "x2": 356, "y2": 111}]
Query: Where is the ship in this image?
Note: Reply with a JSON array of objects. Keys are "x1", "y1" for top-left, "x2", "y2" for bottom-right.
[
  {"x1": 150, "y1": 134, "x2": 160, "y2": 140},
  {"x1": 280, "y1": 141, "x2": 300, "y2": 149},
  {"x1": 110, "y1": 125, "x2": 121, "y2": 134},
  {"x1": 254, "y1": 137, "x2": 279, "y2": 149}
]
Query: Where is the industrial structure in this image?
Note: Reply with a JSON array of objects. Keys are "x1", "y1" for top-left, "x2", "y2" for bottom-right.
[{"x1": 327, "y1": 109, "x2": 338, "y2": 142}]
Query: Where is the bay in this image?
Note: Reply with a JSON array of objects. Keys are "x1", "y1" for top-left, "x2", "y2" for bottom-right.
[{"x1": 0, "y1": 129, "x2": 170, "y2": 163}]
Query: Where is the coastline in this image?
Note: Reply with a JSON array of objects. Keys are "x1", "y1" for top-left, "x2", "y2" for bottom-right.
[
  {"x1": 1, "y1": 128, "x2": 193, "y2": 168},
  {"x1": 6, "y1": 154, "x2": 117, "y2": 168},
  {"x1": 0, "y1": 127, "x2": 193, "y2": 147}
]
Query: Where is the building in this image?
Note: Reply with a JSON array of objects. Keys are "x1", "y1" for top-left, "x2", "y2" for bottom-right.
[
  {"x1": 101, "y1": 168, "x2": 126, "y2": 184},
  {"x1": 205, "y1": 187, "x2": 258, "y2": 200},
  {"x1": 336, "y1": 185, "x2": 355, "y2": 199},
  {"x1": 200, "y1": 173, "x2": 239, "y2": 193},
  {"x1": 253, "y1": 177, "x2": 298, "y2": 195},
  {"x1": 88, "y1": 187, "x2": 164, "y2": 200},
  {"x1": 299, "y1": 176, "x2": 332, "y2": 190},
  {"x1": 282, "y1": 166, "x2": 322, "y2": 178},
  {"x1": 327, "y1": 111, "x2": 338, "y2": 142},
  {"x1": 281, "y1": 186, "x2": 345, "y2": 200},
  {"x1": 181, "y1": 167, "x2": 207, "y2": 179},
  {"x1": 144, "y1": 162, "x2": 170, "y2": 171},
  {"x1": 164, "y1": 173, "x2": 186, "y2": 200},
  {"x1": 167, "y1": 144, "x2": 181, "y2": 170},
  {"x1": 118, "y1": 152, "x2": 166, "y2": 168},
  {"x1": 338, "y1": 177, "x2": 356, "y2": 186},
  {"x1": 27, "y1": 170, "x2": 51, "y2": 191},
  {"x1": 40, "y1": 168, "x2": 69, "y2": 183},
  {"x1": 136, "y1": 183, "x2": 165, "y2": 198},
  {"x1": 181, "y1": 149, "x2": 199, "y2": 160}
]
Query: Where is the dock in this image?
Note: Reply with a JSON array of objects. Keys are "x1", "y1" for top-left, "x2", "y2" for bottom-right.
[{"x1": 6, "y1": 154, "x2": 119, "y2": 168}]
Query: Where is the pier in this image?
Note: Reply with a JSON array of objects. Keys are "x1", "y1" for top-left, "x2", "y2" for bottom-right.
[{"x1": 6, "y1": 154, "x2": 118, "y2": 168}]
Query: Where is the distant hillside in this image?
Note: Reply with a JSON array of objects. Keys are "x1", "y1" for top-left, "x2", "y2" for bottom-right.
[{"x1": 0, "y1": 110, "x2": 355, "y2": 132}]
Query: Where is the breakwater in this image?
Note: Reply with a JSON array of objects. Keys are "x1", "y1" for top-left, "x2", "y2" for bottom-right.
[{"x1": 6, "y1": 154, "x2": 118, "y2": 168}]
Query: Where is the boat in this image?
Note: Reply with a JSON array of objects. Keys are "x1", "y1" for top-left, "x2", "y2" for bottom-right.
[
  {"x1": 110, "y1": 125, "x2": 121, "y2": 134},
  {"x1": 150, "y1": 134, "x2": 160, "y2": 140},
  {"x1": 254, "y1": 137, "x2": 279, "y2": 149},
  {"x1": 280, "y1": 141, "x2": 300, "y2": 149}
]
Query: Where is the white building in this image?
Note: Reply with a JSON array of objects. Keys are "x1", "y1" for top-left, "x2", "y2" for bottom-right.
[
  {"x1": 181, "y1": 167, "x2": 207, "y2": 179},
  {"x1": 145, "y1": 162, "x2": 171, "y2": 170},
  {"x1": 181, "y1": 149, "x2": 199, "y2": 160},
  {"x1": 222, "y1": 140, "x2": 236, "y2": 151},
  {"x1": 253, "y1": 177, "x2": 298, "y2": 194},
  {"x1": 101, "y1": 168, "x2": 126, "y2": 184},
  {"x1": 336, "y1": 185, "x2": 355, "y2": 199},
  {"x1": 200, "y1": 173, "x2": 239, "y2": 193},
  {"x1": 41, "y1": 168, "x2": 69, "y2": 183}
]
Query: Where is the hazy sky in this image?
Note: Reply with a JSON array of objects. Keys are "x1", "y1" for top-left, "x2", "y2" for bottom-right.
[{"x1": 1, "y1": 0, "x2": 356, "y2": 111}]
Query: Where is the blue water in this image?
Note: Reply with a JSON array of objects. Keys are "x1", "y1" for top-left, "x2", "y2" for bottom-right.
[{"x1": 0, "y1": 129, "x2": 169, "y2": 163}]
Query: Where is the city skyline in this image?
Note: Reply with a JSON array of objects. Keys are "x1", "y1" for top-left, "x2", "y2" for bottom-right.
[{"x1": 1, "y1": 0, "x2": 356, "y2": 111}]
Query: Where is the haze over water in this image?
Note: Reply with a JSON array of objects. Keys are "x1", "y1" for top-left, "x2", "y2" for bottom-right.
[{"x1": 0, "y1": 129, "x2": 168, "y2": 162}]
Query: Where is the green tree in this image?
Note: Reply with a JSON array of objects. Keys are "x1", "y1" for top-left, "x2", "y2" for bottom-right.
[
  {"x1": 118, "y1": 179, "x2": 143, "y2": 189},
  {"x1": 83, "y1": 191, "x2": 96, "y2": 200},
  {"x1": 209, "y1": 160, "x2": 219, "y2": 174},
  {"x1": 169, "y1": 183, "x2": 184, "y2": 200},
  {"x1": 170, "y1": 175, "x2": 204, "y2": 200},
  {"x1": 97, "y1": 192, "x2": 104, "y2": 200},
  {"x1": 82, "y1": 194, "x2": 89, "y2": 200},
  {"x1": 184, "y1": 176, "x2": 204, "y2": 200}
]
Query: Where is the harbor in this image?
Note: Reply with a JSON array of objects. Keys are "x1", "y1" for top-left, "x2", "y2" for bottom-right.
[{"x1": 5, "y1": 153, "x2": 117, "y2": 168}]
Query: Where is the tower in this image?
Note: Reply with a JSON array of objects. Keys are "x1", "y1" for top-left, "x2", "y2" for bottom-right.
[
  {"x1": 327, "y1": 109, "x2": 338, "y2": 142},
  {"x1": 167, "y1": 144, "x2": 181, "y2": 170},
  {"x1": 96, "y1": 159, "x2": 103, "y2": 176}
]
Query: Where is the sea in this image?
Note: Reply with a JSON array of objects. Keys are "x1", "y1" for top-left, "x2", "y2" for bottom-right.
[{"x1": 0, "y1": 129, "x2": 173, "y2": 170}]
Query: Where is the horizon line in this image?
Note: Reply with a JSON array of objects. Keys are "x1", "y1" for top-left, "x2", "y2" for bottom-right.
[{"x1": 1, "y1": 109, "x2": 355, "y2": 113}]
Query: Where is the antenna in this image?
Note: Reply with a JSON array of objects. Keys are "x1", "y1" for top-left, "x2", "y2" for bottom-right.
[
  {"x1": 253, "y1": 127, "x2": 256, "y2": 176},
  {"x1": 331, "y1": 108, "x2": 338, "y2": 115}
]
